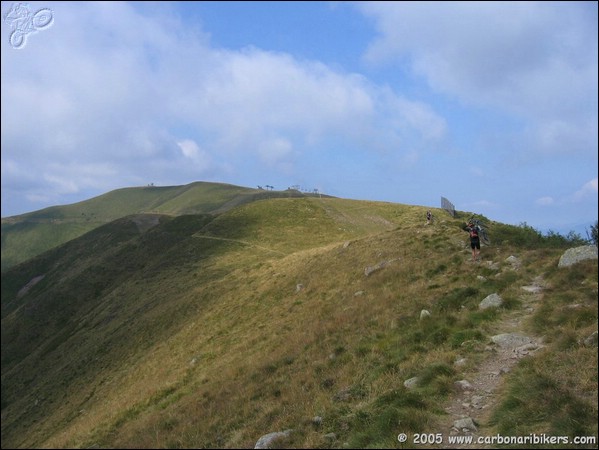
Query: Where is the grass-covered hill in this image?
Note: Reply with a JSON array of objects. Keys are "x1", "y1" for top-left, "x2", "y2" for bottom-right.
[
  {"x1": 1, "y1": 194, "x2": 597, "y2": 449},
  {"x1": 1, "y1": 181, "x2": 319, "y2": 271}
]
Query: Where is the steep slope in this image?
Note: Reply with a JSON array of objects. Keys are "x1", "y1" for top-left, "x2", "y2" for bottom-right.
[
  {"x1": 1, "y1": 181, "x2": 316, "y2": 271},
  {"x1": 1, "y1": 197, "x2": 596, "y2": 449}
]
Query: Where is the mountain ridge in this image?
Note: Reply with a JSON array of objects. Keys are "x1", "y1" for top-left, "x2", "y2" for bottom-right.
[
  {"x1": 1, "y1": 185, "x2": 597, "y2": 449},
  {"x1": 1, "y1": 181, "x2": 326, "y2": 271}
]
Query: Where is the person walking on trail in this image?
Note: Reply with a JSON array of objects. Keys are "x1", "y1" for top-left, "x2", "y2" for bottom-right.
[{"x1": 463, "y1": 221, "x2": 481, "y2": 262}]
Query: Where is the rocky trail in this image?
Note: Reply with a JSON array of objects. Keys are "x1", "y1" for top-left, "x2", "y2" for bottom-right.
[{"x1": 438, "y1": 275, "x2": 547, "y2": 448}]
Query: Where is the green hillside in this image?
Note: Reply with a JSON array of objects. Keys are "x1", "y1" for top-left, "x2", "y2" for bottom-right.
[
  {"x1": 1, "y1": 182, "x2": 315, "y2": 271},
  {"x1": 1, "y1": 196, "x2": 597, "y2": 449}
]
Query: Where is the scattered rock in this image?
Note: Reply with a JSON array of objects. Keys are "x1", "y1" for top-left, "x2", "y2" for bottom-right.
[
  {"x1": 582, "y1": 331, "x2": 598, "y2": 347},
  {"x1": 479, "y1": 293, "x2": 503, "y2": 310},
  {"x1": 420, "y1": 309, "x2": 431, "y2": 320},
  {"x1": 324, "y1": 433, "x2": 337, "y2": 441},
  {"x1": 454, "y1": 380, "x2": 472, "y2": 391},
  {"x1": 364, "y1": 259, "x2": 398, "y2": 276},
  {"x1": 453, "y1": 417, "x2": 478, "y2": 432},
  {"x1": 454, "y1": 358, "x2": 467, "y2": 367},
  {"x1": 485, "y1": 261, "x2": 500, "y2": 270},
  {"x1": 505, "y1": 255, "x2": 521, "y2": 270},
  {"x1": 403, "y1": 377, "x2": 420, "y2": 390},
  {"x1": 491, "y1": 333, "x2": 534, "y2": 349},
  {"x1": 521, "y1": 285, "x2": 543, "y2": 293},
  {"x1": 254, "y1": 430, "x2": 293, "y2": 449},
  {"x1": 558, "y1": 245, "x2": 598, "y2": 268},
  {"x1": 470, "y1": 395, "x2": 485, "y2": 409}
]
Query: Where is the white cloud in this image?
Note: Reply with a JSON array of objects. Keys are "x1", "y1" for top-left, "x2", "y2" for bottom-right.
[
  {"x1": 2, "y1": 1, "x2": 450, "y2": 216},
  {"x1": 177, "y1": 139, "x2": 201, "y2": 160},
  {"x1": 258, "y1": 137, "x2": 293, "y2": 167},
  {"x1": 535, "y1": 178, "x2": 597, "y2": 207},
  {"x1": 571, "y1": 178, "x2": 598, "y2": 202},
  {"x1": 355, "y1": 1, "x2": 598, "y2": 156},
  {"x1": 177, "y1": 139, "x2": 213, "y2": 173},
  {"x1": 536, "y1": 196, "x2": 554, "y2": 206},
  {"x1": 468, "y1": 200, "x2": 498, "y2": 209},
  {"x1": 1, "y1": 1, "x2": 596, "y2": 236},
  {"x1": 43, "y1": 174, "x2": 79, "y2": 195},
  {"x1": 173, "y1": 48, "x2": 396, "y2": 153},
  {"x1": 385, "y1": 94, "x2": 447, "y2": 142}
]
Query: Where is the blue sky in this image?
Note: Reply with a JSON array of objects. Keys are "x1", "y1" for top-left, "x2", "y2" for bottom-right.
[{"x1": 1, "y1": 1, "x2": 597, "y2": 235}]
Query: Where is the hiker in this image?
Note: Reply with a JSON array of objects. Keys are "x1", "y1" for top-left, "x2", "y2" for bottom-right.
[
  {"x1": 463, "y1": 221, "x2": 481, "y2": 262},
  {"x1": 426, "y1": 210, "x2": 432, "y2": 225}
]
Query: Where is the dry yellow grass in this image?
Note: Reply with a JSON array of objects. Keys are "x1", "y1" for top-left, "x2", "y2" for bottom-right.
[{"x1": 2, "y1": 197, "x2": 596, "y2": 449}]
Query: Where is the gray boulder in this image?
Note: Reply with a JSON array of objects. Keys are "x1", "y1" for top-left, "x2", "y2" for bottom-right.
[
  {"x1": 479, "y1": 293, "x2": 503, "y2": 310},
  {"x1": 558, "y1": 245, "x2": 598, "y2": 268},
  {"x1": 254, "y1": 430, "x2": 293, "y2": 449}
]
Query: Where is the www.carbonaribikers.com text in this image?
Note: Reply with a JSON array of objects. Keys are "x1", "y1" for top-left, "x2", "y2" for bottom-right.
[{"x1": 398, "y1": 432, "x2": 597, "y2": 446}]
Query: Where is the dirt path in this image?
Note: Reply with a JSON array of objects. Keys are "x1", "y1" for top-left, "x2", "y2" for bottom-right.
[
  {"x1": 438, "y1": 276, "x2": 546, "y2": 448},
  {"x1": 192, "y1": 234, "x2": 288, "y2": 256}
]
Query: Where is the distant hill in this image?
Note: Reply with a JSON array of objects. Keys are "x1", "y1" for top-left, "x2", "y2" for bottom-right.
[
  {"x1": 1, "y1": 181, "x2": 325, "y2": 271},
  {"x1": 1, "y1": 189, "x2": 596, "y2": 449}
]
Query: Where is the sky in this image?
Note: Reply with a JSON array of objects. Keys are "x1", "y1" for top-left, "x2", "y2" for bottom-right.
[{"x1": 1, "y1": 1, "x2": 597, "y2": 235}]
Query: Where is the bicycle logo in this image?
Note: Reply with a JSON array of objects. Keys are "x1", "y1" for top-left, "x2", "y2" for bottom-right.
[{"x1": 4, "y1": 3, "x2": 53, "y2": 49}]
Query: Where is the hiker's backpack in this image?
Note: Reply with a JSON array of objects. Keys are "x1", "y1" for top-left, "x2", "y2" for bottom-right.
[{"x1": 469, "y1": 226, "x2": 479, "y2": 238}]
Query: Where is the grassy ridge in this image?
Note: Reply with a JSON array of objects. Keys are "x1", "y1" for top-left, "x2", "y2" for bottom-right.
[
  {"x1": 1, "y1": 197, "x2": 596, "y2": 449},
  {"x1": 1, "y1": 182, "x2": 319, "y2": 271}
]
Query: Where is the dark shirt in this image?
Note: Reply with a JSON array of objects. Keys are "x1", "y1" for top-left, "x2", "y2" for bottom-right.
[{"x1": 463, "y1": 225, "x2": 479, "y2": 240}]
